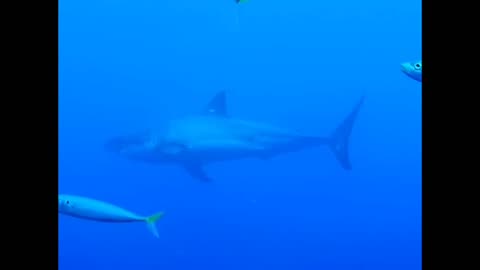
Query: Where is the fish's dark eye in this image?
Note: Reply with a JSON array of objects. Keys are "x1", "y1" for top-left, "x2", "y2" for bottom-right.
[
  {"x1": 414, "y1": 63, "x2": 422, "y2": 70},
  {"x1": 66, "y1": 200, "x2": 70, "y2": 205}
]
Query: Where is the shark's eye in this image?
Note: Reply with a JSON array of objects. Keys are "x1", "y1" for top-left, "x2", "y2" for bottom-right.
[{"x1": 414, "y1": 63, "x2": 422, "y2": 70}]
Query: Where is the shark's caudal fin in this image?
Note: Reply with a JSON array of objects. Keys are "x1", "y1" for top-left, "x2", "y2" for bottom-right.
[
  {"x1": 202, "y1": 90, "x2": 228, "y2": 117},
  {"x1": 327, "y1": 96, "x2": 366, "y2": 170},
  {"x1": 145, "y1": 212, "x2": 164, "y2": 238}
]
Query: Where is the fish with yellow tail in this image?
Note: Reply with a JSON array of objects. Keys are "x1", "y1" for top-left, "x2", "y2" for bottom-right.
[{"x1": 58, "y1": 194, "x2": 164, "y2": 238}]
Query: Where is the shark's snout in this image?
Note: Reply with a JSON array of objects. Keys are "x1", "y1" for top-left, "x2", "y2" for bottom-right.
[
  {"x1": 104, "y1": 135, "x2": 144, "y2": 153},
  {"x1": 104, "y1": 137, "x2": 125, "y2": 153}
]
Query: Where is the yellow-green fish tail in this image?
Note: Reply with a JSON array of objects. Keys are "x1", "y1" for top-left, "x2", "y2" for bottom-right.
[{"x1": 145, "y1": 212, "x2": 164, "y2": 238}]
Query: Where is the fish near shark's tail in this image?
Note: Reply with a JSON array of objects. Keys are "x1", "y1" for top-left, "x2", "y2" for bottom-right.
[
  {"x1": 144, "y1": 212, "x2": 164, "y2": 238},
  {"x1": 325, "y1": 96, "x2": 365, "y2": 170}
]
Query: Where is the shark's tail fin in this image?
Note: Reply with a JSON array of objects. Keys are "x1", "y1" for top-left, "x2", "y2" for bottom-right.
[
  {"x1": 326, "y1": 96, "x2": 365, "y2": 170},
  {"x1": 145, "y1": 212, "x2": 164, "y2": 238}
]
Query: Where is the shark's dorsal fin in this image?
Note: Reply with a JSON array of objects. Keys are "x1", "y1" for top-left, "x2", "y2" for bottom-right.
[{"x1": 202, "y1": 90, "x2": 228, "y2": 117}]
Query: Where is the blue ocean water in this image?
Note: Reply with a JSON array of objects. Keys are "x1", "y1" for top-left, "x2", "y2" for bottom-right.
[{"x1": 59, "y1": 0, "x2": 422, "y2": 269}]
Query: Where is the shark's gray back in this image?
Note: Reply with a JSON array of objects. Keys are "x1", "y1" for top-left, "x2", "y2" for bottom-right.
[
  {"x1": 163, "y1": 115, "x2": 306, "y2": 161},
  {"x1": 167, "y1": 115, "x2": 301, "y2": 140}
]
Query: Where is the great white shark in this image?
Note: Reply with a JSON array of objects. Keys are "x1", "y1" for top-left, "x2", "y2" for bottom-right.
[{"x1": 105, "y1": 91, "x2": 365, "y2": 182}]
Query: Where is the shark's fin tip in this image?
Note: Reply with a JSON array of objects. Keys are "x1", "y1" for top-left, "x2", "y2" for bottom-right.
[
  {"x1": 182, "y1": 163, "x2": 213, "y2": 182},
  {"x1": 203, "y1": 90, "x2": 228, "y2": 117}
]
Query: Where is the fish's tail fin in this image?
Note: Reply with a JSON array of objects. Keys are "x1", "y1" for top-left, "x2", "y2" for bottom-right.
[
  {"x1": 234, "y1": 0, "x2": 249, "y2": 28},
  {"x1": 145, "y1": 212, "x2": 164, "y2": 238},
  {"x1": 326, "y1": 96, "x2": 365, "y2": 170},
  {"x1": 234, "y1": 4, "x2": 241, "y2": 28}
]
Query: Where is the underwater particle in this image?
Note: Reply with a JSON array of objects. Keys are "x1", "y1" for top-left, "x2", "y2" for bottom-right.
[{"x1": 400, "y1": 60, "x2": 422, "y2": 82}]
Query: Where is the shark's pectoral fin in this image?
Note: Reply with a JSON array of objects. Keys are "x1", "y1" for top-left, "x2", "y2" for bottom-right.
[
  {"x1": 259, "y1": 155, "x2": 273, "y2": 160},
  {"x1": 182, "y1": 163, "x2": 212, "y2": 182},
  {"x1": 163, "y1": 143, "x2": 188, "y2": 155},
  {"x1": 257, "y1": 151, "x2": 274, "y2": 160}
]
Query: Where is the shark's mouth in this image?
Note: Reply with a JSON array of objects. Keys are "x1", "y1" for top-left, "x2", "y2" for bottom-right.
[{"x1": 104, "y1": 134, "x2": 148, "y2": 152}]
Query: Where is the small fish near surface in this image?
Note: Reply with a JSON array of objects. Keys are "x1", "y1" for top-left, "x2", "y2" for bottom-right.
[
  {"x1": 401, "y1": 60, "x2": 422, "y2": 82},
  {"x1": 58, "y1": 194, "x2": 164, "y2": 238}
]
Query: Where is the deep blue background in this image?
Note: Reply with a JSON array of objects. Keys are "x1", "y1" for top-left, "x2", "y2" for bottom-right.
[{"x1": 59, "y1": 0, "x2": 421, "y2": 269}]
